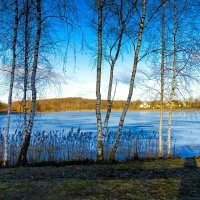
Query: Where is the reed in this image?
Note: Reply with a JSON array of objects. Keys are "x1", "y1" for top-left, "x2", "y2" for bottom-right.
[{"x1": 0, "y1": 127, "x2": 176, "y2": 166}]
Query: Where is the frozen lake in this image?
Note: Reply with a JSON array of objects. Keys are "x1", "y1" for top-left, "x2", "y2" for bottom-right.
[{"x1": 0, "y1": 111, "x2": 200, "y2": 158}]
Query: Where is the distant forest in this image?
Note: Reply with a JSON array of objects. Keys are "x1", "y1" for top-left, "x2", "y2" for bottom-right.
[{"x1": 1, "y1": 98, "x2": 200, "y2": 113}]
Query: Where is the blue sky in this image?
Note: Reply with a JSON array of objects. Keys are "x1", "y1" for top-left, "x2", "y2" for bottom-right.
[
  {"x1": 41, "y1": 0, "x2": 147, "y2": 102},
  {"x1": 0, "y1": 41, "x2": 147, "y2": 103},
  {"x1": 41, "y1": 49, "x2": 145, "y2": 101}
]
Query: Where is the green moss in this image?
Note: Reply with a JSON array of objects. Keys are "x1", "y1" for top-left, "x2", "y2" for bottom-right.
[
  {"x1": 0, "y1": 183, "x2": 10, "y2": 191},
  {"x1": 48, "y1": 179, "x2": 181, "y2": 199},
  {"x1": 116, "y1": 158, "x2": 184, "y2": 170},
  {"x1": 56, "y1": 180, "x2": 94, "y2": 191}
]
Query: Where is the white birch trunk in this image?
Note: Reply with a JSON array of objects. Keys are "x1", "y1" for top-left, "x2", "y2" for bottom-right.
[
  {"x1": 110, "y1": 0, "x2": 147, "y2": 161},
  {"x1": 17, "y1": 0, "x2": 41, "y2": 166},
  {"x1": 23, "y1": 0, "x2": 29, "y2": 133},
  {"x1": 3, "y1": 0, "x2": 18, "y2": 167},
  {"x1": 96, "y1": 0, "x2": 103, "y2": 161},
  {"x1": 167, "y1": 0, "x2": 177, "y2": 158},
  {"x1": 158, "y1": 0, "x2": 165, "y2": 158},
  {"x1": 103, "y1": 24, "x2": 124, "y2": 140}
]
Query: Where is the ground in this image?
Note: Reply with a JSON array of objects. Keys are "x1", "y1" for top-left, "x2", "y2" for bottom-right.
[{"x1": 0, "y1": 158, "x2": 200, "y2": 200}]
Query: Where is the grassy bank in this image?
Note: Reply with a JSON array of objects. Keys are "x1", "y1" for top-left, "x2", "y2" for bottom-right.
[{"x1": 0, "y1": 158, "x2": 199, "y2": 199}]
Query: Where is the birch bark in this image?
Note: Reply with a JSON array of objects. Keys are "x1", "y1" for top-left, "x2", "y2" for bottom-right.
[
  {"x1": 158, "y1": 0, "x2": 165, "y2": 158},
  {"x1": 17, "y1": 0, "x2": 41, "y2": 166},
  {"x1": 23, "y1": 0, "x2": 29, "y2": 134},
  {"x1": 3, "y1": 0, "x2": 19, "y2": 167},
  {"x1": 96, "y1": 0, "x2": 103, "y2": 161},
  {"x1": 103, "y1": 24, "x2": 124, "y2": 139},
  {"x1": 167, "y1": 0, "x2": 177, "y2": 158}
]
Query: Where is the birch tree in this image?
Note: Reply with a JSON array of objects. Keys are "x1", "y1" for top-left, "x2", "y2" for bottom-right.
[
  {"x1": 2, "y1": 0, "x2": 19, "y2": 167},
  {"x1": 22, "y1": 0, "x2": 30, "y2": 135},
  {"x1": 88, "y1": 0, "x2": 137, "y2": 161},
  {"x1": 103, "y1": 0, "x2": 137, "y2": 142},
  {"x1": 96, "y1": 0, "x2": 104, "y2": 161},
  {"x1": 15, "y1": 0, "x2": 77, "y2": 166},
  {"x1": 133, "y1": 0, "x2": 200, "y2": 158},
  {"x1": 167, "y1": 0, "x2": 177, "y2": 157},
  {"x1": 166, "y1": 0, "x2": 200, "y2": 157},
  {"x1": 17, "y1": 0, "x2": 42, "y2": 166},
  {"x1": 110, "y1": 0, "x2": 147, "y2": 161},
  {"x1": 165, "y1": 0, "x2": 200, "y2": 157},
  {"x1": 158, "y1": 0, "x2": 165, "y2": 158}
]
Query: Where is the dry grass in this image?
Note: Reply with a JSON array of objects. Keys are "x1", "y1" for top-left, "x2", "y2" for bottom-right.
[
  {"x1": 1, "y1": 128, "x2": 174, "y2": 165},
  {"x1": 0, "y1": 158, "x2": 199, "y2": 200}
]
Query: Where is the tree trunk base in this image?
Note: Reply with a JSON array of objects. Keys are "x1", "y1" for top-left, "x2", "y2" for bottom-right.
[
  {"x1": 167, "y1": 153, "x2": 171, "y2": 159},
  {"x1": 158, "y1": 152, "x2": 163, "y2": 159},
  {"x1": 16, "y1": 156, "x2": 28, "y2": 167},
  {"x1": 97, "y1": 153, "x2": 104, "y2": 162},
  {"x1": 16, "y1": 147, "x2": 29, "y2": 167},
  {"x1": 2, "y1": 160, "x2": 8, "y2": 167},
  {"x1": 110, "y1": 149, "x2": 116, "y2": 161}
]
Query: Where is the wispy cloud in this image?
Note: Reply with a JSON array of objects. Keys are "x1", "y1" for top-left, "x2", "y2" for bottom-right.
[
  {"x1": 116, "y1": 70, "x2": 131, "y2": 85},
  {"x1": 49, "y1": 71, "x2": 69, "y2": 85}
]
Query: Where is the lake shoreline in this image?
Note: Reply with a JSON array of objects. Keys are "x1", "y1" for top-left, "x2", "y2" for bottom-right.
[{"x1": 1, "y1": 108, "x2": 200, "y2": 115}]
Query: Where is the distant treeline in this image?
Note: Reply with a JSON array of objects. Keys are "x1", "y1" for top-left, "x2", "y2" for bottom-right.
[
  {"x1": 0, "y1": 102, "x2": 7, "y2": 113},
  {"x1": 0, "y1": 97, "x2": 199, "y2": 113}
]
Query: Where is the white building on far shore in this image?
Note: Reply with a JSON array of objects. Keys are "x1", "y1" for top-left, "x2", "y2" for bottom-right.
[{"x1": 139, "y1": 102, "x2": 150, "y2": 109}]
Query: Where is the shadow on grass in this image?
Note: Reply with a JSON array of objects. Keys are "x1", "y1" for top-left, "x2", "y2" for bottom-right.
[
  {"x1": 178, "y1": 157, "x2": 199, "y2": 199},
  {"x1": 0, "y1": 158, "x2": 199, "y2": 199}
]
